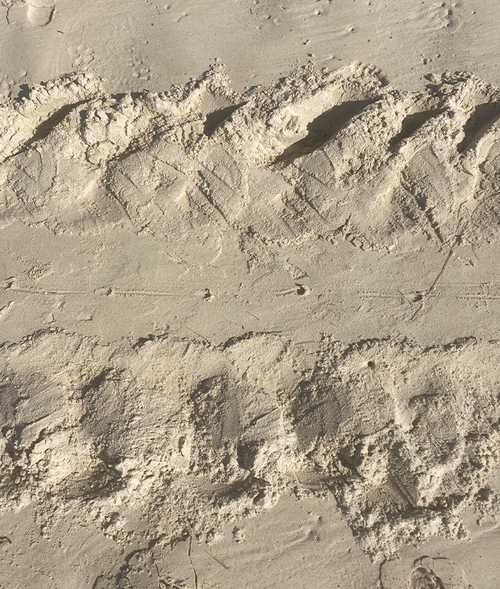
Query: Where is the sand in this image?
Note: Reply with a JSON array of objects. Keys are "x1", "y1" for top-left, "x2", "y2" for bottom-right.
[{"x1": 1, "y1": 1, "x2": 500, "y2": 588}]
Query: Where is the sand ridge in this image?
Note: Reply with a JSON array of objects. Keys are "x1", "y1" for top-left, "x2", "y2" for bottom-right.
[
  {"x1": 1, "y1": 63, "x2": 500, "y2": 257},
  {"x1": 1, "y1": 329, "x2": 500, "y2": 561}
]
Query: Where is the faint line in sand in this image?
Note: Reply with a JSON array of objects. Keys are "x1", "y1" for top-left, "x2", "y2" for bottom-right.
[
  {"x1": 4, "y1": 285, "x2": 86, "y2": 296},
  {"x1": 3, "y1": 283, "x2": 186, "y2": 299},
  {"x1": 108, "y1": 288, "x2": 180, "y2": 297}
]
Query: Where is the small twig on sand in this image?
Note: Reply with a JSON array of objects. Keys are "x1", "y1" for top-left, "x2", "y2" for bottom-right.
[
  {"x1": 203, "y1": 548, "x2": 230, "y2": 571},
  {"x1": 188, "y1": 535, "x2": 199, "y2": 589},
  {"x1": 411, "y1": 240, "x2": 457, "y2": 321}
]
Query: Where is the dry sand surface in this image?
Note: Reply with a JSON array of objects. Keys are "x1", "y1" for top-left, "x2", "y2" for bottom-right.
[{"x1": 1, "y1": 1, "x2": 500, "y2": 588}]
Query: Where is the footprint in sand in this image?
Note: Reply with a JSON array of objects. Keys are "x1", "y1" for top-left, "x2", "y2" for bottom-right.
[
  {"x1": 409, "y1": 567, "x2": 445, "y2": 589},
  {"x1": 25, "y1": 0, "x2": 55, "y2": 26},
  {"x1": 409, "y1": 557, "x2": 469, "y2": 589}
]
